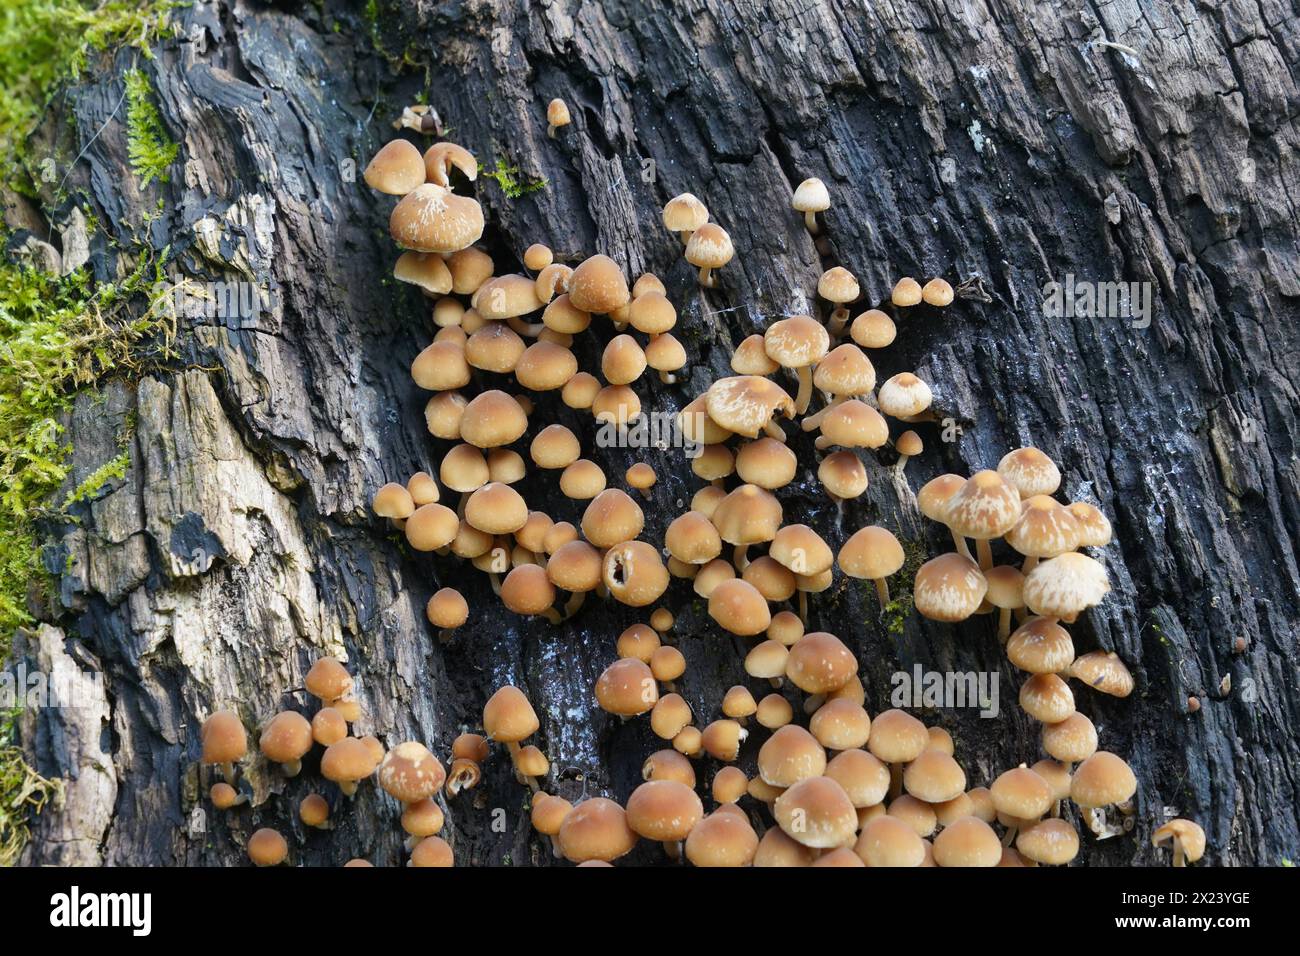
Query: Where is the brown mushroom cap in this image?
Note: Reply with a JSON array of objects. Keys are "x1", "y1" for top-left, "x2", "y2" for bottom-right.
[
  {"x1": 404, "y1": 502, "x2": 460, "y2": 551},
  {"x1": 984, "y1": 564, "x2": 1026, "y2": 612},
  {"x1": 483, "y1": 686, "x2": 540, "y2": 743},
  {"x1": 1006, "y1": 495, "x2": 1081, "y2": 558},
  {"x1": 546, "y1": 539, "x2": 603, "y2": 593},
  {"x1": 305, "y1": 658, "x2": 353, "y2": 702},
  {"x1": 1006, "y1": 616, "x2": 1075, "y2": 673},
  {"x1": 733, "y1": 438, "x2": 796, "y2": 489},
  {"x1": 818, "y1": 267, "x2": 859, "y2": 305},
  {"x1": 708, "y1": 579, "x2": 772, "y2": 636},
  {"x1": 867, "y1": 708, "x2": 929, "y2": 764},
  {"x1": 629, "y1": 291, "x2": 678, "y2": 334},
  {"x1": 402, "y1": 797, "x2": 445, "y2": 837},
  {"x1": 424, "y1": 391, "x2": 468, "y2": 439},
  {"x1": 913, "y1": 553, "x2": 988, "y2": 621},
  {"x1": 1041, "y1": 711, "x2": 1098, "y2": 763},
  {"x1": 814, "y1": 343, "x2": 876, "y2": 396},
  {"x1": 810, "y1": 699, "x2": 872, "y2": 751},
  {"x1": 662, "y1": 193, "x2": 710, "y2": 233},
  {"x1": 259, "y1": 711, "x2": 313, "y2": 766},
  {"x1": 644, "y1": 333, "x2": 686, "y2": 374},
  {"x1": 903, "y1": 749, "x2": 967, "y2": 803},
  {"x1": 1070, "y1": 650, "x2": 1134, "y2": 697},
  {"x1": 785, "y1": 631, "x2": 857, "y2": 694},
  {"x1": 1023, "y1": 552, "x2": 1111, "y2": 623},
  {"x1": 311, "y1": 708, "x2": 347, "y2": 747},
  {"x1": 684, "y1": 223, "x2": 734, "y2": 270},
  {"x1": 768, "y1": 524, "x2": 833, "y2": 576},
  {"x1": 1070, "y1": 751, "x2": 1137, "y2": 808},
  {"x1": 378, "y1": 741, "x2": 446, "y2": 803},
  {"x1": 390, "y1": 183, "x2": 484, "y2": 254},
  {"x1": 686, "y1": 810, "x2": 759, "y2": 867},
  {"x1": 567, "y1": 254, "x2": 629, "y2": 314},
  {"x1": 1152, "y1": 819, "x2": 1206, "y2": 863},
  {"x1": 818, "y1": 400, "x2": 889, "y2": 449},
  {"x1": 530, "y1": 793, "x2": 573, "y2": 836},
  {"x1": 818, "y1": 450, "x2": 868, "y2": 499},
  {"x1": 439, "y1": 444, "x2": 489, "y2": 493},
  {"x1": 464, "y1": 482, "x2": 528, "y2": 535},
  {"x1": 321, "y1": 737, "x2": 378, "y2": 786},
  {"x1": 1067, "y1": 502, "x2": 1113, "y2": 547},
  {"x1": 891, "y1": 277, "x2": 923, "y2": 307},
  {"x1": 932, "y1": 816, "x2": 1002, "y2": 867},
  {"x1": 422, "y1": 141, "x2": 478, "y2": 187},
  {"x1": 546, "y1": 98, "x2": 571, "y2": 128},
  {"x1": 409, "y1": 835, "x2": 455, "y2": 867},
  {"x1": 757, "y1": 725, "x2": 827, "y2": 787},
  {"x1": 712, "y1": 484, "x2": 784, "y2": 548},
  {"x1": 1019, "y1": 673, "x2": 1076, "y2": 722},
  {"x1": 650, "y1": 694, "x2": 693, "y2": 740},
  {"x1": 558, "y1": 797, "x2": 638, "y2": 863},
  {"x1": 394, "y1": 251, "x2": 453, "y2": 294},
  {"x1": 459, "y1": 390, "x2": 529, "y2": 448},
  {"x1": 851, "y1": 309, "x2": 896, "y2": 348},
  {"x1": 764, "y1": 315, "x2": 830, "y2": 370},
  {"x1": 731, "y1": 334, "x2": 780, "y2": 375},
  {"x1": 501, "y1": 563, "x2": 558, "y2": 616},
  {"x1": 665, "y1": 511, "x2": 723, "y2": 566},
  {"x1": 1016, "y1": 818, "x2": 1079, "y2": 865},
  {"x1": 704, "y1": 376, "x2": 795, "y2": 438},
  {"x1": 530, "y1": 424, "x2": 581, "y2": 470},
  {"x1": 922, "y1": 277, "x2": 954, "y2": 306},
  {"x1": 581, "y1": 488, "x2": 645, "y2": 547},
  {"x1": 201, "y1": 710, "x2": 248, "y2": 765},
  {"x1": 364, "y1": 139, "x2": 427, "y2": 194},
  {"x1": 625, "y1": 780, "x2": 704, "y2": 842},
  {"x1": 854, "y1": 815, "x2": 925, "y2": 867},
  {"x1": 247, "y1": 827, "x2": 289, "y2": 866},
  {"x1": 946, "y1": 470, "x2": 1021, "y2": 540},
  {"x1": 792, "y1": 178, "x2": 830, "y2": 213},
  {"x1": 774, "y1": 776, "x2": 858, "y2": 849},
  {"x1": 917, "y1": 473, "x2": 967, "y2": 522},
  {"x1": 825, "y1": 748, "x2": 890, "y2": 808},
  {"x1": 642, "y1": 749, "x2": 696, "y2": 788},
  {"x1": 991, "y1": 766, "x2": 1054, "y2": 819},
  {"x1": 595, "y1": 658, "x2": 658, "y2": 716},
  {"x1": 998, "y1": 447, "x2": 1062, "y2": 497},
  {"x1": 411, "y1": 339, "x2": 471, "y2": 391},
  {"x1": 465, "y1": 321, "x2": 526, "y2": 374},
  {"x1": 838, "y1": 525, "x2": 905, "y2": 580},
  {"x1": 560, "y1": 459, "x2": 607, "y2": 499},
  {"x1": 445, "y1": 247, "x2": 494, "y2": 295}
]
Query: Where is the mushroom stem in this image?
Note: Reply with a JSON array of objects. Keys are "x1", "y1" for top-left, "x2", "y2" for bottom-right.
[
  {"x1": 658, "y1": 370, "x2": 678, "y2": 385},
  {"x1": 438, "y1": 628, "x2": 455, "y2": 644},
  {"x1": 281, "y1": 760, "x2": 302, "y2": 778},
  {"x1": 975, "y1": 537, "x2": 993, "y2": 571},
  {"x1": 827, "y1": 307, "x2": 849, "y2": 338},
  {"x1": 506, "y1": 316, "x2": 544, "y2": 338},
  {"x1": 798, "y1": 589, "x2": 809, "y2": 626},
  {"x1": 794, "y1": 366, "x2": 814, "y2": 415},
  {"x1": 487, "y1": 570, "x2": 502, "y2": 596},
  {"x1": 734, "y1": 544, "x2": 750, "y2": 572},
  {"x1": 678, "y1": 230, "x2": 693, "y2": 245},
  {"x1": 804, "y1": 210, "x2": 819, "y2": 233},
  {"x1": 947, "y1": 527, "x2": 973, "y2": 561},
  {"x1": 762, "y1": 419, "x2": 787, "y2": 442},
  {"x1": 664, "y1": 840, "x2": 682, "y2": 862},
  {"x1": 506, "y1": 741, "x2": 540, "y2": 792},
  {"x1": 1002, "y1": 826, "x2": 1017, "y2": 847},
  {"x1": 697, "y1": 265, "x2": 714, "y2": 287},
  {"x1": 547, "y1": 123, "x2": 558, "y2": 138},
  {"x1": 769, "y1": 677, "x2": 783, "y2": 689},
  {"x1": 1173, "y1": 840, "x2": 1186, "y2": 868},
  {"x1": 1021, "y1": 555, "x2": 1040, "y2": 575},
  {"x1": 222, "y1": 762, "x2": 236, "y2": 784},
  {"x1": 339, "y1": 780, "x2": 359, "y2": 798},
  {"x1": 563, "y1": 590, "x2": 586, "y2": 619},
  {"x1": 541, "y1": 607, "x2": 564, "y2": 626},
  {"x1": 873, "y1": 577, "x2": 890, "y2": 607},
  {"x1": 997, "y1": 608, "x2": 1012, "y2": 644},
  {"x1": 800, "y1": 396, "x2": 845, "y2": 432}
]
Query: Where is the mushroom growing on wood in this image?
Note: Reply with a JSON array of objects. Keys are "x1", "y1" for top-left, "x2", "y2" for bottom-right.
[
  {"x1": 662, "y1": 193, "x2": 709, "y2": 243},
  {"x1": 792, "y1": 177, "x2": 830, "y2": 233},
  {"x1": 838, "y1": 525, "x2": 905, "y2": 606},
  {"x1": 483, "y1": 685, "x2": 542, "y2": 791},
  {"x1": 259, "y1": 711, "x2": 313, "y2": 777},
  {"x1": 546, "y1": 98, "x2": 571, "y2": 137},
  {"x1": 201, "y1": 710, "x2": 247, "y2": 784},
  {"x1": 363, "y1": 139, "x2": 425, "y2": 194},
  {"x1": 685, "y1": 223, "x2": 734, "y2": 287},
  {"x1": 1152, "y1": 819, "x2": 1206, "y2": 867}
]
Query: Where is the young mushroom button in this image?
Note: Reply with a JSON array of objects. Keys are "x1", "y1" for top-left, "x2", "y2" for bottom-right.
[
  {"x1": 685, "y1": 223, "x2": 734, "y2": 288},
  {"x1": 546, "y1": 98, "x2": 571, "y2": 137},
  {"x1": 792, "y1": 177, "x2": 830, "y2": 233}
]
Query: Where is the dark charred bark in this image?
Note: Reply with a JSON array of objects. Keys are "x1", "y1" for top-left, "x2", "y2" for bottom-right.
[{"x1": 12, "y1": 0, "x2": 1300, "y2": 866}]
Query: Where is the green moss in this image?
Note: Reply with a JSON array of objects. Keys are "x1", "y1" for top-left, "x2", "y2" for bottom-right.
[
  {"x1": 0, "y1": 707, "x2": 60, "y2": 867},
  {"x1": 0, "y1": 254, "x2": 175, "y2": 644},
  {"x1": 61, "y1": 448, "x2": 129, "y2": 509},
  {"x1": 480, "y1": 158, "x2": 547, "y2": 200},
  {"x1": 0, "y1": 0, "x2": 183, "y2": 190},
  {"x1": 123, "y1": 68, "x2": 178, "y2": 187},
  {"x1": 879, "y1": 537, "x2": 929, "y2": 636}
]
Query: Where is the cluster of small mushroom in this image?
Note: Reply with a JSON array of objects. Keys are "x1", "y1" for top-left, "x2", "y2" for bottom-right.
[
  {"x1": 199, "y1": 657, "x2": 467, "y2": 867},
  {"x1": 352, "y1": 113, "x2": 1202, "y2": 866}
]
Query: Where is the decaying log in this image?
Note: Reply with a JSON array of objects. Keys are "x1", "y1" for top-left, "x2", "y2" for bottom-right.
[{"x1": 12, "y1": 0, "x2": 1300, "y2": 865}]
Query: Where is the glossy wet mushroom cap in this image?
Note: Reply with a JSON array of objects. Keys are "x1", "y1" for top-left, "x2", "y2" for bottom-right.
[
  {"x1": 567, "y1": 254, "x2": 629, "y2": 314},
  {"x1": 932, "y1": 816, "x2": 1001, "y2": 867},
  {"x1": 596, "y1": 657, "x2": 658, "y2": 716},
  {"x1": 867, "y1": 709, "x2": 929, "y2": 765},
  {"x1": 464, "y1": 483, "x2": 528, "y2": 535},
  {"x1": 390, "y1": 183, "x2": 485, "y2": 254},
  {"x1": 247, "y1": 828, "x2": 289, "y2": 866},
  {"x1": 662, "y1": 193, "x2": 710, "y2": 238},
  {"x1": 707, "y1": 579, "x2": 772, "y2": 636},
  {"x1": 774, "y1": 776, "x2": 858, "y2": 849},
  {"x1": 891, "y1": 277, "x2": 923, "y2": 307},
  {"x1": 626, "y1": 780, "x2": 704, "y2": 844},
  {"x1": 458, "y1": 390, "x2": 529, "y2": 448},
  {"x1": 785, "y1": 631, "x2": 857, "y2": 694},
  {"x1": 1006, "y1": 616, "x2": 1075, "y2": 674},
  {"x1": 685, "y1": 810, "x2": 759, "y2": 866},
  {"x1": 851, "y1": 308, "x2": 896, "y2": 348},
  {"x1": 483, "y1": 686, "x2": 540, "y2": 743},
  {"x1": 259, "y1": 711, "x2": 313, "y2": 775},
  {"x1": 1019, "y1": 673, "x2": 1076, "y2": 722},
  {"x1": 378, "y1": 741, "x2": 446, "y2": 804}
]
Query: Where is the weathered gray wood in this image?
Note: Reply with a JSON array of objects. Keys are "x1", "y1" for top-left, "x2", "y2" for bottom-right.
[{"x1": 13, "y1": 0, "x2": 1300, "y2": 866}]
